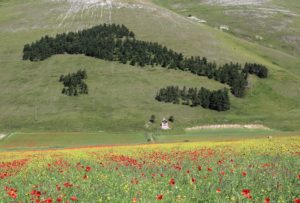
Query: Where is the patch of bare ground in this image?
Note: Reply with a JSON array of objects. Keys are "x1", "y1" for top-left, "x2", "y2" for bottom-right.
[
  {"x1": 202, "y1": 0, "x2": 270, "y2": 6},
  {"x1": 282, "y1": 36, "x2": 300, "y2": 53},
  {"x1": 187, "y1": 16, "x2": 207, "y2": 23},
  {"x1": 50, "y1": 0, "x2": 157, "y2": 28},
  {"x1": 0, "y1": 134, "x2": 7, "y2": 140},
  {"x1": 186, "y1": 124, "x2": 271, "y2": 131}
]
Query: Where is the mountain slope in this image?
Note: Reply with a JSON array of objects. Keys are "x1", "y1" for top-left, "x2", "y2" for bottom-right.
[
  {"x1": 153, "y1": 0, "x2": 300, "y2": 57},
  {"x1": 0, "y1": 0, "x2": 299, "y2": 132}
]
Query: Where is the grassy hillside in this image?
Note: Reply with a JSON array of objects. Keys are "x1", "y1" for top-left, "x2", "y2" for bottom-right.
[
  {"x1": 0, "y1": 0, "x2": 300, "y2": 133},
  {"x1": 153, "y1": 0, "x2": 300, "y2": 56}
]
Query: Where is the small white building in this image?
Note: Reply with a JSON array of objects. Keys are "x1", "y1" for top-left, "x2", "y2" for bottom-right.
[{"x1": 161, "y1": 118, "x2": 170, "y2": 130}]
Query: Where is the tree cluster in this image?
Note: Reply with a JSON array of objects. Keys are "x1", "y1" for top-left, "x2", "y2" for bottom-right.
[
  {"x1": 155, "y1": 86, "x2": 230, "y2": 111},
  {"x1": 23, "y1": 24, "x2": 134, "y2": 61},
  {"x1": 23, "y1": 24, "x2": 268, "y2": 99},
  {"x1": 59, "y1": 69, "x2": 88, "y2": 96},
  {"x1": 215, "y1": 63, "x2": 248, "y2": 98},
  {"x1": 243, "y1": 63, "x2": 268, "y2": 78}
]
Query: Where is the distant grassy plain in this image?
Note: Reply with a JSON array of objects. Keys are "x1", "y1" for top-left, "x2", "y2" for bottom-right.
[{"x1": 1, "y1": 128, "x2": 295, "y2": 151}]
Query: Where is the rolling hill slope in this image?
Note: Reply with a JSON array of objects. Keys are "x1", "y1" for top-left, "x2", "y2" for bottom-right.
[{"x1": 0, "y1": 0, "x2": 300, "y2": 133}]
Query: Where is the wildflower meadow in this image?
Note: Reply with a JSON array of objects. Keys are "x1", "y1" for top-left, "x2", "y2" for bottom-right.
[{"x1": 0, "y1": 136, "x2": 299, "y2": 202}]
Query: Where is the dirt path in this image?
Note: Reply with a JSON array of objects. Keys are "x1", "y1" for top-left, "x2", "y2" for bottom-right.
[
  {"x1": 185, "y1": 124, "x2": 271, "y2": 131},
  {"x1": 202, "y1": 0, "x2": 269, "y2": 6}
]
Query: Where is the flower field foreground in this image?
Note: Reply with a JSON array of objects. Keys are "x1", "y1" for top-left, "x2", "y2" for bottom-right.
[{"x1": 0, "y1": 136, "x2": 299, "y2": 202}]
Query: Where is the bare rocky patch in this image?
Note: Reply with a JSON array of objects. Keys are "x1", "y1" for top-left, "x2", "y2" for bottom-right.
[
  {"x1": 187, "y1": 15, "x2": 207, "y2": 23},
  {"x1": 0, "y1": 134, "x2": 7, "y2": 140},
  {"x1": 51, "y1": 0, "x2": 157, "y2": 12},
  {"x1": 50, "y1": 0, "x2": 157, "y2": 28}
]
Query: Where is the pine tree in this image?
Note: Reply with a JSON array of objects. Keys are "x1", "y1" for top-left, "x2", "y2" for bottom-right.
[
  {"x1": 168, "y1": 116, "x2": 175, "y2": 123},
  {"x1": 149, "y1": 115, "x2": 156, "y2": 123}
]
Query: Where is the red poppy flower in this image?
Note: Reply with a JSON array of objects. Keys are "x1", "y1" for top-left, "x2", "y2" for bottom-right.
[
  {"x1": 174, "y1": 165, "x2": 182, "y2": 171},
  {"x1": 220, "y1": 171, "x2": 225, "y2": 175},
  {"x1": 85, "y1": 166, "x2": 91, "y2": 172},
  {"x1": 83, "y1": 174, "x2": 88, "y2": 179},
  {"x1": 264, "y1": 197, "x2": 270, "y2": 203},
  {"x1": 57, "y1": 197, "x2": 63, "y2": 202},
  {"x1": 31, "y1": 190, "x2": 42, "y2": 197},
  {"x1": 43, "y1": 198, "x2": 53, "y2": 203},
  {"x1": 207, "y1": 167, "x2": 212, "y2": 172},
  {"x1": 198, "y1": 166, "x2": 202, "y2": 171},
  {"x1": 294, "y1": 198, "x2": 300, "y2": 203},
  {"x1": 7, "y1": 190, "x2": 17, "y2": 199},
  {"x1": 242, "y1": 171, "x2": 247, "y2": 177},
  {"x1": 298, "y1": 174, "x2": 300, "y2": 179},
  {"x1": 241, "y1": 189, "x2": 250, "y2": 195},
  {"x1": 156, "y1": 194, "x2": 163, "y2": 200},
  {"x1": 169, "y1": 178, "x2": 175, "y2": 186},
  {"x1": 216, "y1": 188, "x2": 221, "y2": 193},
  {"x1": 63, "y1": 182, "x2": 73, "y2": 188},
  {"x1": 70, "y1": 196, "x2": 77, "y2": 201},
  {"x1": 241, "y1": 189, "x2": 252, "y2": 199},
  {"x1": 192, "y1": 177, "x2": 196, "y2": 183}
]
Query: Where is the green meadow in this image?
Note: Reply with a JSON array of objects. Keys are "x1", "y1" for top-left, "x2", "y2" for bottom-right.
[{"x1": 1, "y1": 128, "x2": 295, "y2": 150}]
